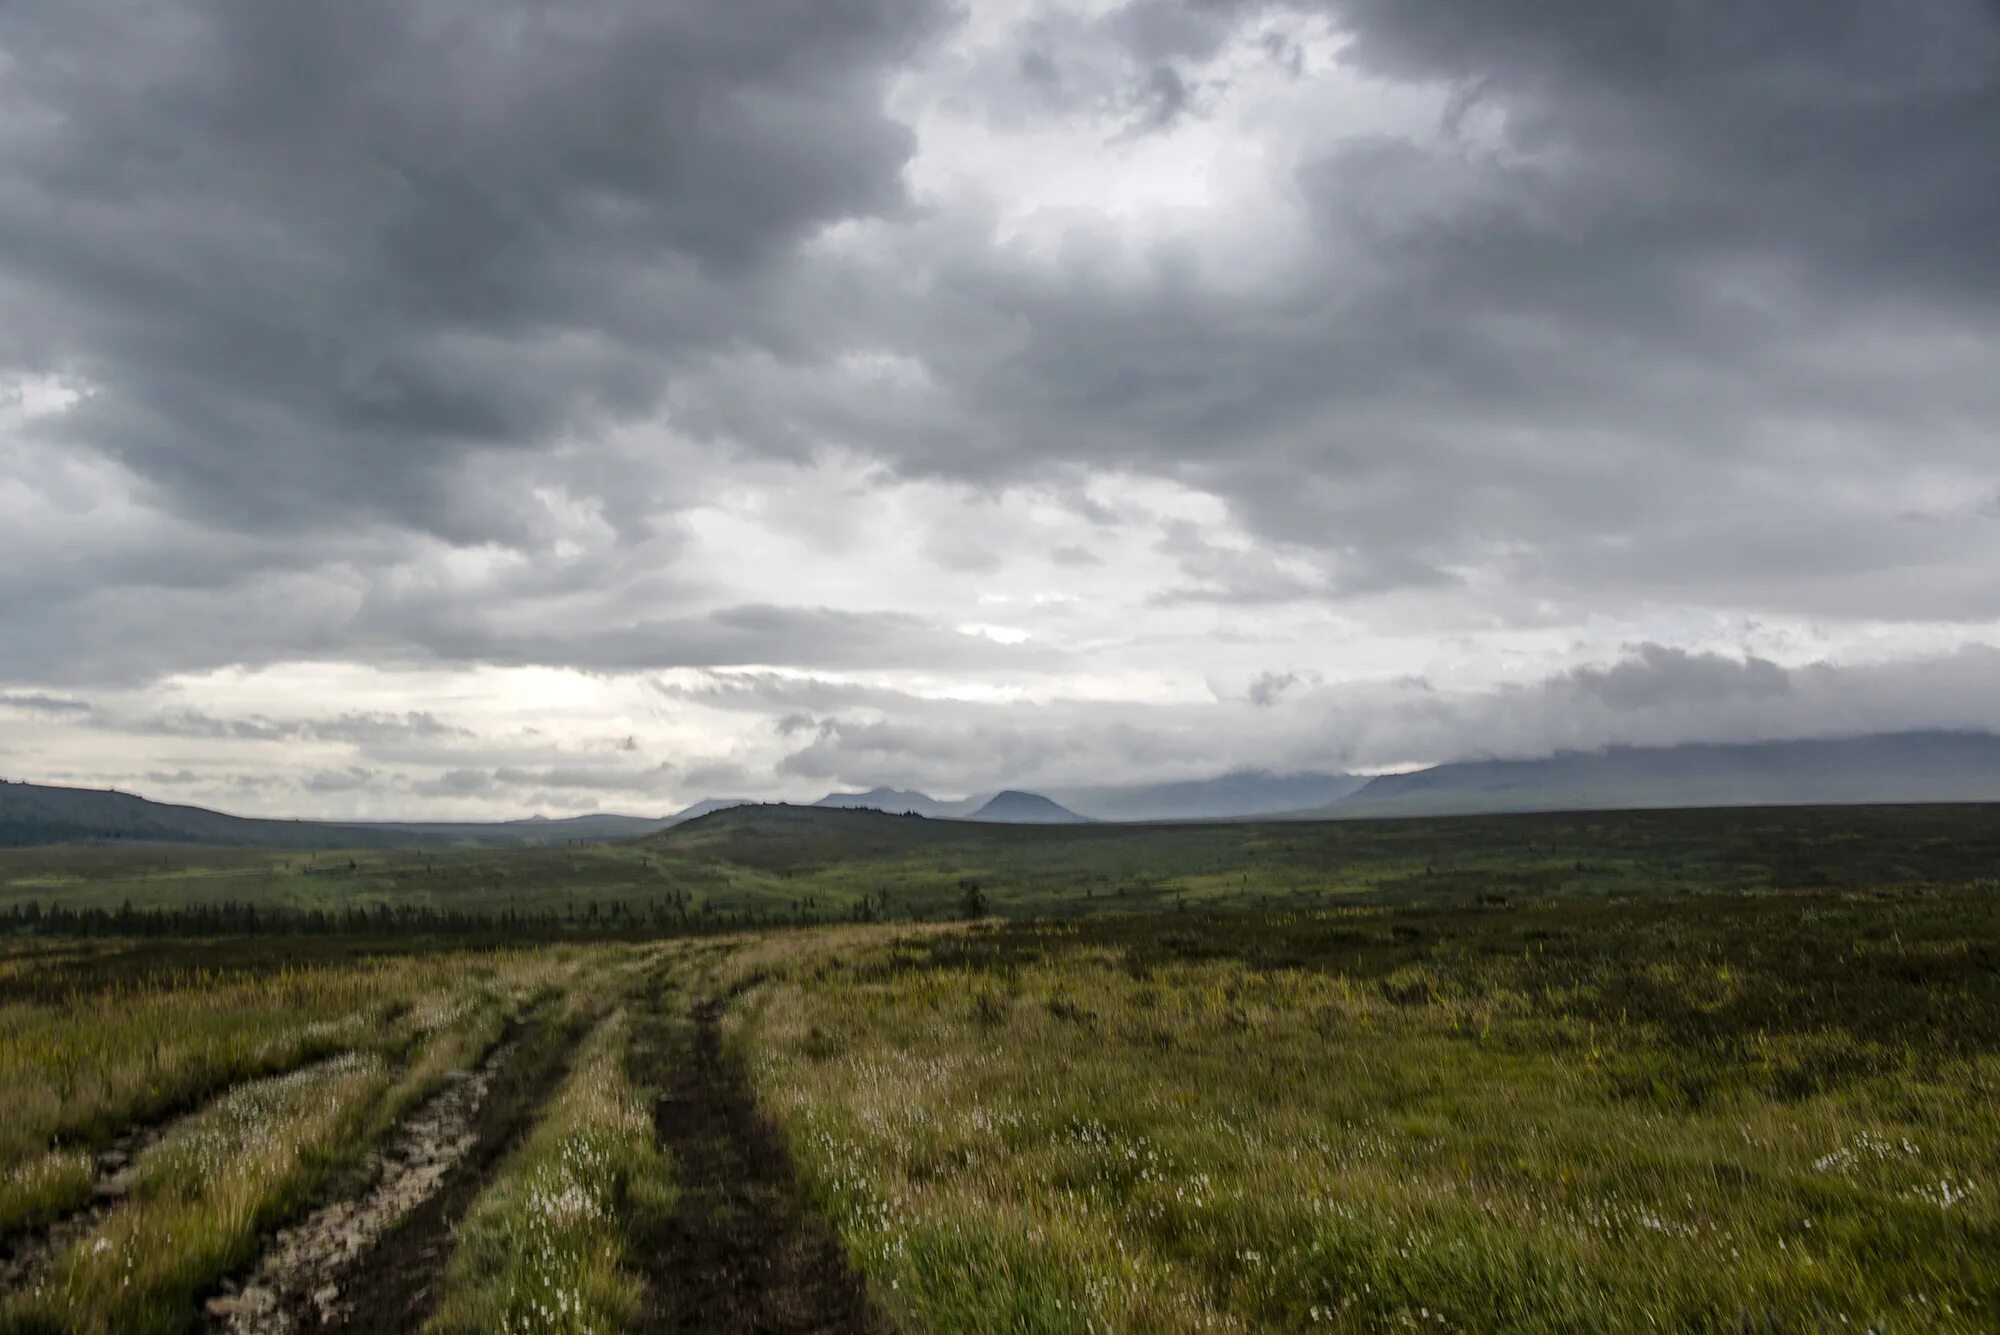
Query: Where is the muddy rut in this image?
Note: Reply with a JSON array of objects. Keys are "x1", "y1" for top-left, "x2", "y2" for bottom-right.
[
  {"x1": 630, "y1": 998, "x2": 884, "y2": 1335},
  {"x1": 214, "y1": 1016, "x2": 579, "y2": 1335},
  {"x1": 202, "y1": 1040, "x2": 518, "y2": 1333}
]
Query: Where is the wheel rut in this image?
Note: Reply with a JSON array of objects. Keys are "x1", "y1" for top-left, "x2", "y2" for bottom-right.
[
  {"x1": 305, "y1": 1016, "x2": 579, "y2": 1335},
  {"x1": 631, "y1": 996, "x2": 884, "y2": 1335},
  {"x1": 199, "y1": 1012, "x2": 579, "y2": 1335},
  {"x1": 201, "y1": 1038, "x2": 518, "y2": 1333}
]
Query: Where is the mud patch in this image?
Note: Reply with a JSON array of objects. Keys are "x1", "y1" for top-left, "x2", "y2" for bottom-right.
[
  {"x1": 0, "y1": 1055, "x2": 353, "y2": 1300},
  {"x1": 201, "y1": 1041, "x2": 515, "y2": 1333},
  {"x1": 311, "y1": 1014, "x2": 581, "y2": 1335},
  {"x1": 632, "y1": 998, "x2": 883, "y2": 1335}
]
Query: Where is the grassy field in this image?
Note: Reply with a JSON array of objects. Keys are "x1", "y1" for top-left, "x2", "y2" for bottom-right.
[
  {"x1": 5, "y1": 801, "x2": 2000, "y2": 927},
  {"x1": 0, "y1": 938, "x2": 630, "y2": 1334},
  {"x1": 730, "y1": 889, "x2": 1999, "y2": 1332},
  {"x1": 0, "y1": 805, "x2": 1995, "y2": 1331}
]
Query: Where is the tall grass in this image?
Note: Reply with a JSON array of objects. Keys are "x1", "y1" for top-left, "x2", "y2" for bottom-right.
[
  {"x1": 2, "y1": 1054, "x2": 396, "y2": 1335},
  {"x1": 0, "y1": 947, "x2": 617, "y2": 1334},
  {"x1": 0, "y1": 944, "x2": 596, "y2": 1240},
  {"x1": 735, "y1": 892, "x2": 2000, "y2": 1332},
  {"x1": 425, "y1": 1008, "x2": 673, "y2": 1335}
]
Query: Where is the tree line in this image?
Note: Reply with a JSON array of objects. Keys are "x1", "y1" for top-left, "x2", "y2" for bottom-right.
[{"x1": 2, "y1": 886, "x2": 992, "y2": 939}]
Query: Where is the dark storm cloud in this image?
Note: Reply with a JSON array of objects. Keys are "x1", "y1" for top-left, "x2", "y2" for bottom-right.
[
  {"x1": 0, "y1": 0, "x2": 943, "y2": 538},
  {"x1": 4, "y1": 0, "x2": 1999, "y2": 709},
  {"x1": 741, "y1": 0, "x2": 2000, "y2": 620},
  {"x1": 1327, "y1": 0, "x2": 2000, "y2": 315}
]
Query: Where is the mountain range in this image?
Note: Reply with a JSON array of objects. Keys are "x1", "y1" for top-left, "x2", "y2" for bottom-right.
[
  {"x1": 7, "y1": 730, "x2": 2000, "y2": 848},
  {"x1": 812, "y1": 787, "x2": 981, "y2": 818},
  {"x1": 1299, "y1": 731, "x2": 2000, "y2": 819},
  {"x1": 808, "y1": 771, "x2": 1364, "y2": 823},
  {"x1": 809, "y1": 787, "x2": 1091, "y2": 823},
  {"x1": 1046, "y1": 770, "x2": 1367, "y2": 821}
]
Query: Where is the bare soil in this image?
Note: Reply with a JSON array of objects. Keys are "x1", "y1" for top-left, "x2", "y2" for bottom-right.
[
  {"x1": 201, "y1": 1040, "x2": 517, "y2": 1334},
  {"x1": 629, "y1": 997, "x2": 884, "y2": 1335},
  {"x1": 313, "y1": 1016, "x2": 580, "y2": 1335}
]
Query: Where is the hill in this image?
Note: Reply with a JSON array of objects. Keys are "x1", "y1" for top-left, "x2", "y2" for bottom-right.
[
  {"x1": 662, "y1": 797, "x2": 756, "y2": 825},
  {"x1": 0, "y1": 780, "x2": 669, "y2": 849},
  {"x1": 1315, "y1": 731, "x2": 2000, "y2": 819},
  {"x1": 1047, "y1": 770, "x2": 1366, "y2": 821},
  {"x1": 0, "y1": 780, "x2": 419, "y2": 849},
  {"x1": 964, "y1": 790, "x2": 1090, "y2": 824}
]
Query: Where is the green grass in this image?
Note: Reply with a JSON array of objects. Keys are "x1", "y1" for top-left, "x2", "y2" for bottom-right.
[
  {"x1": 3, "y1": 804, "x2": 1997, "y2": 1331},
  {"x1": 0, "y1": 945, "x2": 522, "y2": 1240},
  {"x1": 3, "y1": 1054, "x2": 398, "y2": 1335},
  {"x1": 0, "y1": 944, "x2": 624, "y2": 1333},
  {"x1": 730, "y1": 888, "x2": 2000, "y2": 1332},
  {"x1": 425, "y1": 1006, "x2": 675, "y2": 1335}
]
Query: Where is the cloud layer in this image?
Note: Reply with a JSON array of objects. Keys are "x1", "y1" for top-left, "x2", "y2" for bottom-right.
[{"x1": 4, "y1": 0, "x2": 1998, "y2": 814}]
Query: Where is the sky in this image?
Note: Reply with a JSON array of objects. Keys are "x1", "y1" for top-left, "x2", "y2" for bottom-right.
[{"x1": 3, "y1": 0, "x2": 1999, "y2": 820}]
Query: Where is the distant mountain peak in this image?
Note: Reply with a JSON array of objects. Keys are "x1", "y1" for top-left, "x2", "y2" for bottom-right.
[{"x1": 965, "y1": 790, "x2": 1090, "y2": 824}]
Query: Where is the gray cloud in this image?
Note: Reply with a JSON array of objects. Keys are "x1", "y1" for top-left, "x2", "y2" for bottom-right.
[
  {"x1": 131, "y1": 709, "x2": 474, "y2": 745},
  {"x1": 765, "y1": 643, "x2": 2000, "y2": 794},
  {"x1": 304, "y1": 767, "x2": 382, "y2": 795},
  {"x1": 707, "y1": 0, "x2": 2000, "y2": 621},
  {"x1": 1555, "y1": 644, "x2": 1792, "y2": 713},
  {"x1": 412, "y1": 763, "x2": 677, "y2": 802},
  {"x1": 402, "y1": 604, "x2": 1066, "y2": 674},
  {"x1": 1, "y1": 0, "x2": 942, "y2": 538},
  {"x1": 5, "y1": 0, "x2": 1999, "y2": 814},
  {"x1": 1245, "y1": 669, "x2": 1317, "y2": 707},
  {"x1": 0, "y1": 692, "x2": 91, "y2": 715},
  {"x1": 10, "y1": 0, "x2": 1998, "y2": 661},
  {"x1": 651, "y1": 671, "x2": 935, "y2": 715},
  {"x1": 0, "y1": 0, "x2": 957, "y2": 686}
]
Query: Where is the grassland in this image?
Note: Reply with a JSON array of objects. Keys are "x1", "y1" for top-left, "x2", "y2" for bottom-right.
[
  {"x1": 0, "y1": 940, "x2": 628, "y2": 1333},
  {"x1": 730, "y1": 889, "x2": 1999, "y2": 1332},
  {"x1": 6, "y1": 801, "x2": 2000, "y2": 927},
  {"x1": 0, "y1": 940, "x2": 568, "y2": 1243},
  {"x1": 0, "y1": 804, "x2": 1994, "y2": 1331}
]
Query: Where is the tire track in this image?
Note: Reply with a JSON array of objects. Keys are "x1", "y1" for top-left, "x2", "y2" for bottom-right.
[
  {"x1": 630, "y1": 996, "x2": 884, "y2": 1335},
  {"x1": 307, "y1": 1013, "x2": 584, "y2": 1335},
  {"x1": 201, "y1": 1038, "x2": 518, "y2": 1334}
]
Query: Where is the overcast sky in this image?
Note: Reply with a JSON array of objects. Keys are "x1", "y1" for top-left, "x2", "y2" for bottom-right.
[{"x1": 4, "y1": 0, "x2": 1999, "y2": 819}]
